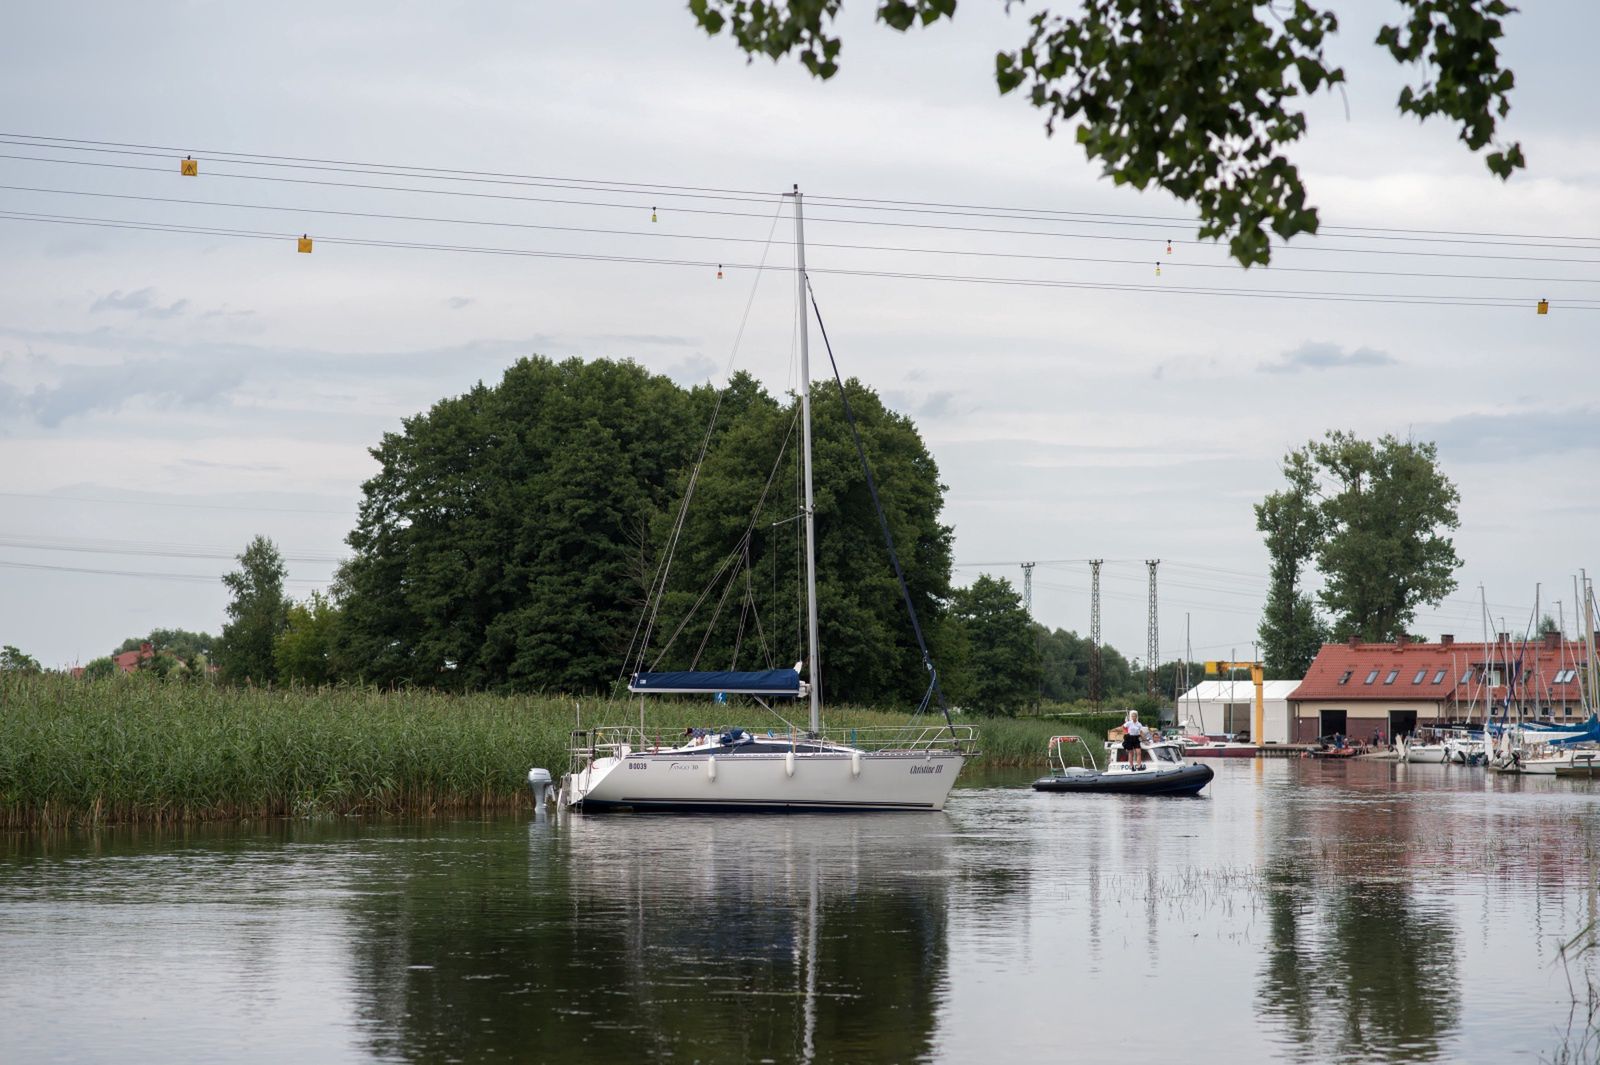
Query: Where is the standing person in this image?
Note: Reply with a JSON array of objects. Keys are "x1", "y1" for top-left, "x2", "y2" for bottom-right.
[{"x1": 1123, "y1": 711, "x2": 1148, "y2": 769}]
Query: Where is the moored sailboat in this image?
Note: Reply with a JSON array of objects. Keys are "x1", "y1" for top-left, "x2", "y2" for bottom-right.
[{"x1": 559, "y1": 188, "x2": 975, "y2": 812}]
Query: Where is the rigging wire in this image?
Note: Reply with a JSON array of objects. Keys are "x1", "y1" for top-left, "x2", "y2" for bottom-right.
[
  {"x1": 806, "y1": 277, "x2": 952, "y2": 728},
  {"x1": 626, "y1": 196, "x2": 791, "y2": 678}
]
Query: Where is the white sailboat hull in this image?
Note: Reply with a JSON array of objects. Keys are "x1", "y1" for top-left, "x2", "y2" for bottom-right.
[
  {"x1": 564, "y1": 748, "x2": 967, "y2": 812},
  {"x1": 1516, "y1": 752, "x2": 1575, "y2": 774},
  {"x1": 1404, "y1": 744, "x2": 1450, "y2": 764}
]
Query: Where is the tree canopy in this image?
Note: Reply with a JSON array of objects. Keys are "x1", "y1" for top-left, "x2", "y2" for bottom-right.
[
  {"x1": 1255, "y1": 448, "x2": 1329, "y2": 676},
  {"x1": 1257, "y1": 431, "x2": 1461, "y2": 655},
  {"x1": 689, "y1": 0, "x2": 1523, "y2": 266},
  {"x1": 1, "y1": 645, "x2": 42, "y2": 673},
  {"x1": 947, "y1": 575, "x2": 1039, "y2": 715},
  {"x1": 217, "y1": 536, "x2": 290, "y2": 684},
  {"x1": 332, "y1": 356, "x2": 957, "y2": 705}
]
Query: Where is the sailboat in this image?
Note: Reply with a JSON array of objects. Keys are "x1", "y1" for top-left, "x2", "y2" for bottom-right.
[{"x1": 558, "y1": 188, "x2": 976, "y2": 812}]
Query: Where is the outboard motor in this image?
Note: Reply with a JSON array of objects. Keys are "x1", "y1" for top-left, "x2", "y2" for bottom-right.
[{"x1": 527, "y1": 767, "x2": 554, "y2": 817}]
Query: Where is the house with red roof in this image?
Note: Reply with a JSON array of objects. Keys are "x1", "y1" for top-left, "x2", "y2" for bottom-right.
[
  {"x1": 113, "y1": 641, "x2": 155, "y2": 674},
  {"x1": 1287, "y1": 631, "x2": 1594, "y2": 742}
]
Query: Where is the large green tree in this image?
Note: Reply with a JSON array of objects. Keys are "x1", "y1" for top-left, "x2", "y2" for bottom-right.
[
  {"x1": 1255, "y1": 448, "x2": 1329, "y2": 676},
  {"x1": 0, "y1": 645, "x2": 42, "y2": 673},
  {"x1": 334, "y1": 357, "x2": 956, "y2": 703},
  {"x1": 1310, "y1": 432, "x2": 1461, "y2": 641},
  {"x1": 1258, "y1": 431, "x2": 1461, "y2": 648},
  {"x1": 275, "y1": 591, "x2": 342, "y2": 686},
  {"x1": 689, "y1": 0, "x2": 1523, "y2": 266},
  {"x1": 948, "y1": 575, "x2": 1040, "y2": 715},
  {"x1": 337, "y1": 357, "x2": 706, "y2": 692},
  {"x1": 217, "y1": 536, "x2": 290, "y2": 685}
]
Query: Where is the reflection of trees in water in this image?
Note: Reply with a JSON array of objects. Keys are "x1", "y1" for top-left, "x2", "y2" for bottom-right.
[
  {"x1": 1262, "y1": 858, "x2": 1460, "y2": 1063},
  {"x1": 345, "y1": 815, "x2": 952, "y2": 1064}
]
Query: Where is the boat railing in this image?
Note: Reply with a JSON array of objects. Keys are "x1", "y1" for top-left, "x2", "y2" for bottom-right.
[
  {"x1": 816, "y1": 724, "x2": 978, "y2": 753},
  {"x1": 1047, "y1": 734, "x2": 1099, "y2": 773},
  {"x1": 567, "y1": 723, "x2": 978, "y2": 760}
]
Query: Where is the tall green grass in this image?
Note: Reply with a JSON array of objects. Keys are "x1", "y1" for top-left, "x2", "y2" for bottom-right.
[{"x1": 0, "y1": 674, "x2": 1110, "y2": 827}]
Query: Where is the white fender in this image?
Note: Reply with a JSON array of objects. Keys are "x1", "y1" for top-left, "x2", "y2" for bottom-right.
[
  {"x1": 707, "y1": 756, "x2": 717, "y2": 782},
  {"x1": 851, "y1": 751, "x2": 862, "y2": 778},
  {"x1": 784, "y1": 751, "x2": 796, "y2": 778}
]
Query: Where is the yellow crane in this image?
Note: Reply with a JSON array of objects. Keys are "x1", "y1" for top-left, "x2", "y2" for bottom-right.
[{"x1": 1205, "y1": 660, "x2": 1265, "y2": 747}]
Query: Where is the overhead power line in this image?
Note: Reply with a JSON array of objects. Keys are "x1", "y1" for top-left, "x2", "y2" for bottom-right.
[
  {"x1": 0, "y1": 557, "x2": 329, "y2": 586},
  {"x1": 3, "y1": 181, "x2": 1596, "y2": 287},
  {"x1": 0, "y1": 532, "x2": 343, "y2": 565},
  {"x1": 0, "y1": 489, "x2": 352, "y2": 515},
  {"x1": 5, "y1": 131, "x2": 1599, "y2": 247},
  {"x1": 4, "y1": 149, "x2": 1600, "y2": 265},
  {"x1": 4, "y1": 209, "x2": 1594, "y2": 311}
]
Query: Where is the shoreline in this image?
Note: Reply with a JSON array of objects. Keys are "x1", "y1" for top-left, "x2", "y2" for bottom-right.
[{"x1": 1, "y1": 675, "x2": 1103, "y2": 829}]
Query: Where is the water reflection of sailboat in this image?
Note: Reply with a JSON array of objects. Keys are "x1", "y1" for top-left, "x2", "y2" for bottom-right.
[{"x1": 556, "y1": 813, "x2": 955, "y2": 1062}]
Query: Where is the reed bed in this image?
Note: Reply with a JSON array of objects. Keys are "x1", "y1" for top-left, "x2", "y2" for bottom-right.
[{"x1": 0, "y1": 674, "x2": 1106, "y2": 828}]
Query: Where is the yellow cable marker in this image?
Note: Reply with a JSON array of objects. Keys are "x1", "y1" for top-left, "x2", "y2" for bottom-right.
[
  {"x1": 1537, "y1": 298, "x2": 1549, "y2": 315},
  {"x1": 297, "y1": 234, "x2": 313, "y2": 254},
  {"x1": 180, "y1": 156, "x2": 198, "y2": 177}
]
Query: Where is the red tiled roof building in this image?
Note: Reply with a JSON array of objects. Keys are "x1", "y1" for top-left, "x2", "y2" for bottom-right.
[
  {"x1": 113, "y1": 641, "x2": 155, "y2": 674},
  {"x1": 1287, "y1": 631, "x2": 1593, "y2": 742}
]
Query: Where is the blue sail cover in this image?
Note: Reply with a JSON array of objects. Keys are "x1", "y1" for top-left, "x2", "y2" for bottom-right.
[
  {"x1": 1548, "y1": 715, "x2": 1600, "y2": 746},
  {"x1": 630, "y1": 668, "x2": 801, "y2": 696}
]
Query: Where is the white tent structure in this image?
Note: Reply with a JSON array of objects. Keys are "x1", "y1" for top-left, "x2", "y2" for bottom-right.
[{"x1": 1174, "y1": 680, "x2": 1301, "y2": 746}]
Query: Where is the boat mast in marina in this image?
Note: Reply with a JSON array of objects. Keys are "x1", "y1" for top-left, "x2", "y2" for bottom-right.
[
  {"x1": 554, "y1": 184, "x2": 975, "y2": 812},
  {"x1": 793, "y1": 184, "x2": 822, "y2": 735}
]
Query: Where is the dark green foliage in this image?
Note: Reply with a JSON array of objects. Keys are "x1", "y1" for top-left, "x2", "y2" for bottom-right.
[
  {"x1": 1258, "y1": 432, "x2": 1461, "y2": 648},
  {"x1": 275, "y1": 591, "x2": 342, "y2": 685},
  {"x1": 114, "y1": 628, "x2": 218, "y2": 678},
  {"x1": 1, "y1": 645, "x2": 41, "y2": 673},
  {"x1": 1310, "y1": 433, "x2": 1461, "y2": 642},
  {"x1": 947, "y1": 575, "x2": 1040, "y2": 715},
  {"x1": 81, "y1": 657, "x2": 116, "y2": 680},
  {"x1": 1256, "y1": 449, "x2": 1330, "y2": 677},
  {"x1": 334, "y1": 358, "x2": 955, "y2": 705},
  {"x1": 1038, "y1": 626, "x2": 1129, "y2": 702},
  {"x1": 1375, "y1": 0, "x2": 1524, "y2": 176},
  {"x1": 688, "y1": 0, "x2": 1524, "y2": 267},
  {"x1": 217, "y1": 536, "x2": 290, "y2": 685},
  {"x1": 336, "y1": 357, "x2": 706, "y2": 693},
  {"x1": 116, "y1": 629, "x2": 215, "y2": 659}
]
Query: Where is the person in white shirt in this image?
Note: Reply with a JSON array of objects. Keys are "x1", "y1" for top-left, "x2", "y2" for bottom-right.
[{"x1": 1122, "y1": 711, "x2": 1148, "y2": 769}]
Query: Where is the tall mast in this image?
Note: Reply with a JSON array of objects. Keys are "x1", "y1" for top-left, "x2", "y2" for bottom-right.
[{"x1": 794, "y1": 185, "x2": 822, "y2": 733}]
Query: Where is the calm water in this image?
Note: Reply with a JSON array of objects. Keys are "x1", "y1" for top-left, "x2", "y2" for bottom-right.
[{"x1": 4, "y1": 759, "x2": 1600, "y2": 1064}]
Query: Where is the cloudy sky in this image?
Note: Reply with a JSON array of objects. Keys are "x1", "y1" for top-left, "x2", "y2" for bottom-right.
[{"x1": 2, "y1": 2, "x2": 1596, "y2": 672}]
